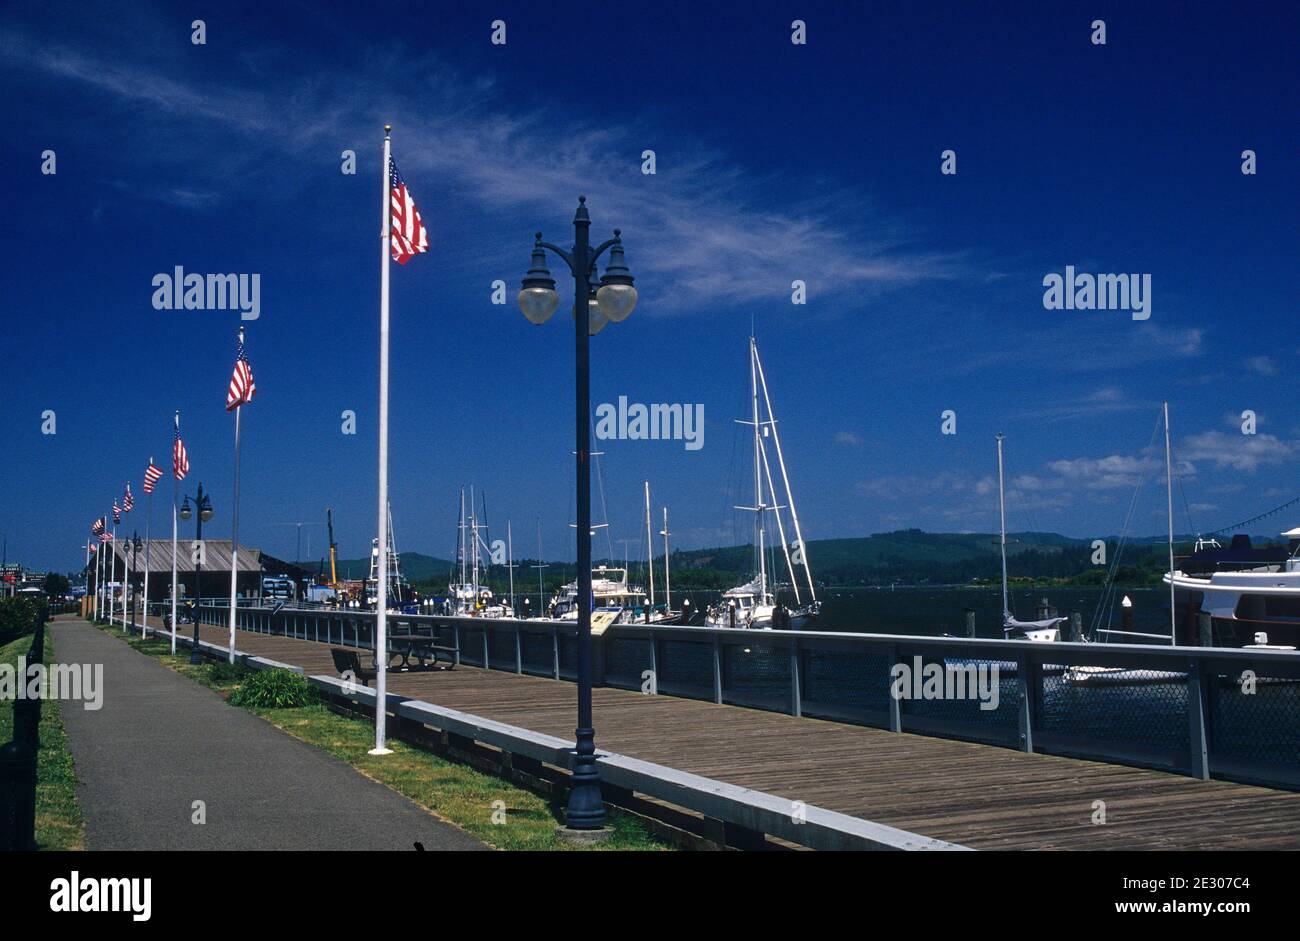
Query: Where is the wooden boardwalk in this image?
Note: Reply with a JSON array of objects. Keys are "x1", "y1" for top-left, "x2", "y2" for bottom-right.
[{"x1": 146, "y1": 617, "x2": 1300, "y2": 850}]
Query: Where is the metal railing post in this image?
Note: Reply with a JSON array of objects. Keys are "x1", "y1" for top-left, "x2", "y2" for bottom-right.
[
  {"x1": 888, "y1": 642, "x2": 902, "y2": 733},
  {"x1": 712, "y1": 636, "x2": 722, "y2": 704},
  {"x1": 789, "y1": 639, "x2": 802, "y2": 718},
  {"x1": 1017, "y1": 651, "x2": 1036, "y2": 753},
  {"x1": 649, "y1": 630, "x2": 658, "y2": 689},
  {"x1": 1187, "y1": 660, "x2": 1210, "y2": 779},
  {"x1": 515, "y1": 628, "x2": 522, "y2": 674}
]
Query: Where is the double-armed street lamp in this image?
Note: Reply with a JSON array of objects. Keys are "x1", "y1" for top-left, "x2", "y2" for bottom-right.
[
  {"x1": 517, "y1": 196, "x2": 637, "y2": 833},
  {"x1": 180, "y1": 483, "x2": 214, "y2": 664}
]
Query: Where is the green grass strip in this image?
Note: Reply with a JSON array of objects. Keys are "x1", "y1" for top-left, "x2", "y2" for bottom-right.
[{"x1": 0, "y1": 630, "x2": 87, "y2": 851}]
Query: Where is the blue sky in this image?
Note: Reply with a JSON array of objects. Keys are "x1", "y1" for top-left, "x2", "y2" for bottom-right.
[{"x1": 3, "y1": 0, "x2": 1297, "y2": 572}]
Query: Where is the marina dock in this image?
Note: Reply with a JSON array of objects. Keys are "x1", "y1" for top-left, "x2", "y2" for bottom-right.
[{"x1": 125, "y1": 607, "x2": 1300, "y2": 850}]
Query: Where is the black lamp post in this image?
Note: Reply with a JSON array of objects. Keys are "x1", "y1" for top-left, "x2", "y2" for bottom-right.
[
  {"x1": 128, "y1": 531, "x2": 142, "y2": 632},
  {"x1": 517, "y1": 196, "x2": 637, "y2": 832},
  {"x1": 179, "y1": 483, "x2": 214, "y2": 664}
]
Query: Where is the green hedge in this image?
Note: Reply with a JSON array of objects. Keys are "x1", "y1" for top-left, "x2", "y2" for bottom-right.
[{"x1": 0, "y1": 597, "x2": 49, "y2": 646}]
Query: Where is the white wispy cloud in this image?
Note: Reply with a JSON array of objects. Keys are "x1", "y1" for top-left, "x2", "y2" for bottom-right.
[
  {"x1": 1045, "y1": 454, "x2": 1163, "y2": 490},
  {"x1": 1245, "y1": 355, "x2": 1279, "y2": 376},
  {"x1": 0, "y1": 24, "x2": 964, "y2": 312},
  {"x1": 1180, "y1": 430, "x2": 1293, "y2": 473},
  {"x1": 950, "y1": 322, "x2": 1204, "y2": 376}
]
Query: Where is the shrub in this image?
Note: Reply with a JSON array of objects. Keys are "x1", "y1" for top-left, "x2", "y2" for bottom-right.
[
  {"x1": 205, "y1": 661, "x2": 250, "y2": 686},
  {"x1": 0, "y1": 597, "x2": 47, "y2": 645},
  {"x1": 228, "y1": 669, "x2": 317, "y2": 709}
]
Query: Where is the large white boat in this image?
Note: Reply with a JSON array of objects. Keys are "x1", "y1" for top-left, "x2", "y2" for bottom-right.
[
  {"x1": 706, "y1": 337, "x2": 820, "y2": 630},
  {"x1": 1163, "y1": 529, "x2": 1300, "y2": 649},
  {"x1": 548, "y1": 565, "x2": 674, "y2": 624}
]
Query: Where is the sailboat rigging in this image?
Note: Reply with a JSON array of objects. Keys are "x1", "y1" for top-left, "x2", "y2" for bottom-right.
[
  {"x1": 996, "y1": 434, "x2": 1067, "y2": 642},
  {"x1": 707, "y1": 336, "x2": 820, "y2": 630}
]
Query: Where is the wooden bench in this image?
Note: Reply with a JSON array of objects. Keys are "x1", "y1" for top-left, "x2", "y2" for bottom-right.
[{"x1": 330, "y1": 648, "x2": 376, "y2": 685}]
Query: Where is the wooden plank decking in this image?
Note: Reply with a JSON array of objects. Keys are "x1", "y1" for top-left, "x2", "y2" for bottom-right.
[{"x1": 141, "y1": 616, "x2": 1300, "y2": 850}]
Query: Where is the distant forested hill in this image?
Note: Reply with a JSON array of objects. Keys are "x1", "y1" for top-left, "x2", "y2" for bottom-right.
[
  {"x1": 665, "y1": 529, "x2": 1184, "y2": 588},
  {"x1": 325, "y1": 530, "x2": 1271, "y2": 592},
  {"x1": 321, "y1": 552, "x2": 456, "y2": 583}
]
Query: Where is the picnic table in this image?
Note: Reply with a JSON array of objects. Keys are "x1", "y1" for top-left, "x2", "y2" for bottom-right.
[{"x1": 385, "y1": 631, "x2": 457, "y2": 671}]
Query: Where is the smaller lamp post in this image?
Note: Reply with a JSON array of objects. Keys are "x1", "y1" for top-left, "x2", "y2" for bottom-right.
[{"x1": 179, "y1": 484, "x2": 214, "y2": 664}]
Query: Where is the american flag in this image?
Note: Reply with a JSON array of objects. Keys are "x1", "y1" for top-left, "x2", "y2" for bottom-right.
[
  {"x1": 99, "y1": 532, "x2": 114, "y2": 543},
  {"x1": 91, "y1": 517, "x2": 105, "y2": 535},
  {"x1": 389, "y1": 156, "x2": 428, "y2": 265},
  {"x1": 112, "y1": 502, "x2": 121, "y2": 524},
  {"x1": 226, "y1": 331, "x2": 256, "y2": 411},
  {"x1": 123, "y1": 484, "x2": 134, "y2": 512},
  {"x1": 173, "y1": 417, "x2": 190, "y2": 480},
  {"x1": 143, "y1": 461, "x2": 163, "y2": 494}
]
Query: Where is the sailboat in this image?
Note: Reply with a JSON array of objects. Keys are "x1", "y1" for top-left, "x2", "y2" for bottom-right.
[
  {"x1": 707, "y1": 337, "x2": 820, "y2": 630},
  {"x1": 995, "y1": 434, "x2": 1067, "y2": 642},
  {"x1": 1060, "y1": 404, "x2": 1187, "y2": 683},
  {"x1": 446, "y1": 486, "x2": 514, "y2": 618}
]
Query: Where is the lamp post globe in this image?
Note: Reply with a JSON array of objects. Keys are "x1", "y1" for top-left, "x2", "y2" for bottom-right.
[
  {"x1": 577, "y1": 297, "x2": 609, "y2": 336},
  {"x1": 595, "y1": 234, "x2": 637, "y2": 322},
  {"x1": 518, "y1": 236, "x2": 560, "y2": 324}
]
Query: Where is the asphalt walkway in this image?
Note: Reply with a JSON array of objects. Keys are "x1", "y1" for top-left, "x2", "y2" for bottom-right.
[{"x1": 49, "y1": 618, "x2": 486, "y2": 850}]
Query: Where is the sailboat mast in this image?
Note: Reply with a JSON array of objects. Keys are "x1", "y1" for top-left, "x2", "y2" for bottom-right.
[
  {"x1": 661, "y1": 507, "x2": 671, "y2": 613},
  {"x1": 753, "y1": 342, "x2": 815, "y2": 603},
  {"x1": 470, "y1": 485, "x2": 479, "y2": 601},
  {"x1": 996, "y1": 434, "x2": 1009, "y2": 620},
  {"x1": 644, "y1": 481, "x2": 655, "y2": 608},
  {"x1": 459, "y1": 487, "x2": 466, "y2": 591},
  {"x1": 507, "y1": 519, "x2": 515, "y2": 612},
  {"x1": 1164, "y1": 401, "x2": 1176, "y2": 645},
  {"x1": 750, "y1": 337, "x2": 767, "y2": 602},
  {"x1": 535, "y1": 516, "x2": 547, "y2": 613}
]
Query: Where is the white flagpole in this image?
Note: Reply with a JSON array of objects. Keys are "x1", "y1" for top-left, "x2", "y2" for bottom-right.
[
  {"x1": 228, "y1": 332, "x2": 244, "y2": 665},
  {"x1": 111, "y1": 516, "x2": 119, "y2": 628},
  {"x1": 99, "y1": 519, "x2": 107, "y2": 620},
  {"x1": 94, "y1": 528, "x2": 102, "y2": 620},
  {"x1": 171, "y1": 411, "x2": 180, "y2": 655},
  {"x1": 143, "y1": 467, "x2": 152, "y2": 639},
  {"x1": 120, "y1": 489, "x2": 129, "y2": 630},
  {"x1": 370, "y1": 124, "x2": 393, "y2": 756},
  {"x1": 84, "y1": 540, "x2": 91, "y2": 618}
]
